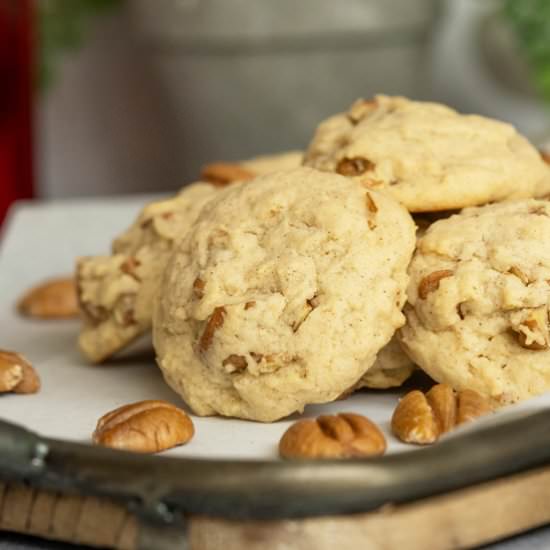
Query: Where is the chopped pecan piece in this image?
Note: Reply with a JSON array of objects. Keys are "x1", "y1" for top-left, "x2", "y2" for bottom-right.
[
  {"x1": 201, "y1": 162, "x2": 255, "y2": 186},
  {"x1": 307, "y1": 294, "x2": 320, "y2": 308},
  {"x1": 193, "y1": 278, "x2": 205, "y2": 300},
  {"x1": 365, "y1": 192, "x2": 378, "y2": 213},
  {"x1": 199, "y1": 307, "x2": 226, "y2": 351},
  {"x1": 114, "y1": 294, "x2": 137, "y2": 326},
  {"x1": 222, "y1": 354, "x2": 247, "y2": 372},
  {"x1": 120, "y1": 257, "x2": 141, "y2": 281},
  {"x1": 418, "y1": 270, "x2": 453, "y2": 299},
  {"x1": 514, "y1": 311, "x2": 550, "y2": 351},
  {"x1": 292, "y1": 301, "x2": 314, "y2": 332},
  {"x1": 508, "y1": 265, "x2": 529, "y2": 285},
  {"x1": 336, "y1": 157, "x2": 374, "y2": 177}
]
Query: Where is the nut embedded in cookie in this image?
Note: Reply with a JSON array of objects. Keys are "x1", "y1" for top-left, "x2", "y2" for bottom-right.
[
  {"x1": 76, "y1": 183, "x2": 219, "y2": 363},
  {"x1": 153, "y1": 167, "x2": 416, "y2": 421},
  {"x1": 401, "y1": 199, "x2": 550, "y2": 405},
  {"x1": 304, "y1": 95, "x2": 550, "y2": 212},
  {"x1": 418, "y1": 270, "x2": 453, "y2": 300},
  {"x1": 76, "y1": 153, "x2": 303, "y2": 365}
]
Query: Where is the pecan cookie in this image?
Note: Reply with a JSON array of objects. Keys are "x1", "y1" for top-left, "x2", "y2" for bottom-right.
[
  {"x1": 401, "y1": 199, "x2": 550, "y2": 405},
  {"x1": 359, "y1": 212, "x2": 449, "y2": 391},
  {"x1": 241, "y1": 150, "x2": 303, "y2": 175},
  {"x1": 77, "y1": 152, "x2": 303, "y2": 363},
  {"x1": 78, "y1": 183, "x2": 218, "y2": 362},
  {"x1": 304, "y1": 95, "x2": 550, "y2": 212},
  {"x1": 153, "y1": 167, "x2": 416, "y2": 421}
]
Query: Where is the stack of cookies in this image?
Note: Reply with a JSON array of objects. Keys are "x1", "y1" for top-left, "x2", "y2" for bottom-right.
[{"x1": 77, "y1": 95, "x2": 550, "y2": 422}]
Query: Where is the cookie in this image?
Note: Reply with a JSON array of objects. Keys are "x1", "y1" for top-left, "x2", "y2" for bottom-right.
[
  {"x1": 153, "y1": 167, "x2": 416, "y2": 421},
  {"x1": 358, "y1": 212, "x2": 445, "y2": 391},
  {"x1": 401, "y1": 199, "x2": 550, "y2": 405},
  {"x1": 78, "y1": 183, "x2": 217, "y2": 362},
  {"x1": 304, "y1": 95, "x2": 550, "y2": 212},
  {"x1": 77, "y1": 152, "x2": 302, "y2": 363},
  {"x1": 241, "y1": 150, "x2": 303, "y2": 174},
  {"x1": 359, "y1": 337, "x2": 415, "y2": 390},
  {"x1": 201, "y1": 150, "x2": 302, "y2": 186}
]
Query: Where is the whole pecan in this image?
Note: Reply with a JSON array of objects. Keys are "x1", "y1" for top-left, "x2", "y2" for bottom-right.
[
  {"x1": 93, "y1": 400, "x2": 194, "y2": 454},
  {"x1": 279, "y1": 412, "x2": 386, "y2": 459},
  {"x1": 0, "y1": 350, "x2": 40, "y2": 394},
  {"x1": 17, "y1": 277, "x2": 79, "y2": 319},
  {"x1": 391, "y1": 384, "x2": 491, "y2": 445}
]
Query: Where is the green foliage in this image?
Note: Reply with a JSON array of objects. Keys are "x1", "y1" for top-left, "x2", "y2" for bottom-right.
[
  {"x1": 503, "y1": 0, "x2": 550, "y2": 101},
  {"x1": 38, "y1": 0, "x2": 121, "y2": 90}
]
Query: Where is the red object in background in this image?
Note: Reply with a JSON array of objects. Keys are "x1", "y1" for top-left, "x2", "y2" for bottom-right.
[{"x1": 0, "y1": 0, "x2": 33, "y2": 225}]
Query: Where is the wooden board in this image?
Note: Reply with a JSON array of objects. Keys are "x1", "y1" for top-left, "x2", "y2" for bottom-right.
[{"x1": 2, "y1": 465, "x2": 550, "y2": 549}]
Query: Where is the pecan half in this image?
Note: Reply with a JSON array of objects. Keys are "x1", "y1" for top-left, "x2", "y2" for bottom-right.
[
  {"x1": 17, "y1": 277, "x2": 79, "y2": 319},
  {"x1": 279, "y1": 412, "x2": 386, "y2": 459},
  {"x1": 201, "y1": 162, "x2": 255, "y2": 186},
  {"x1": 336, "y1": 157, "x2": 374, "y2": 177},
  {"x1": 391, "y1": 384, "x2": 491, "y2": 445},
  {"x1": 0, "y1": 350, "x2": 40, "y2": 394},
  {"x1": 93, "y1": 400, "x2": 194, "y2": 453},
  {"x1": 199, "y1": 307, "x2": 226, "y2": 352},
  {"x1": 418, "y1": 270, "x2": 453, "y2": 300}
]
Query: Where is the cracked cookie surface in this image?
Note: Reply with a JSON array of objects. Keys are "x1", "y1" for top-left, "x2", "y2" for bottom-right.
[
  {"x1": 153, "y1": 167, "x2": 416, "y2": 421},
  {"x1": 304, "y1": 95, "x2": 550, "y2": 212},
  {"x1": 401, "y1": 199, "x2": 550, "y2": 404}
]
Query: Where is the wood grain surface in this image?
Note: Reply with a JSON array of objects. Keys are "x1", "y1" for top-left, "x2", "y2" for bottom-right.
[{"x1": 2, "y1": 465, "x2": 550, "y2": 550}]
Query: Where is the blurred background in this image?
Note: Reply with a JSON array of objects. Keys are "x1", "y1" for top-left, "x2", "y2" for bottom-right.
[{"x1": 1, "y1": 0, "x2": 549, "y2": 224}]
